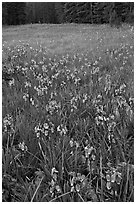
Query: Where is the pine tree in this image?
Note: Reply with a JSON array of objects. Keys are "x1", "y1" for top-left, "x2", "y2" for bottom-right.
[
  {"x1": 121, "y1": 2, "x2": 134, "y2": 24},
  {"x1": 75, "y1": 3, "x2": 92, "y2": 23},
  {"x1": 2, "y1": 3, "x2": 8, "y2": 25},
  {"x1": 63, "y1": 2, "x2": 94, "y2": 23},
  {"x1": 91, "y1": 2, "x2": 103, "y2": 24},
  {"x1": 54, "y1": 2, "x2": 65, "y2": 23},
  {"x1": 102, "y1": 2, "x2": 115, "y2": 24},
  {"x1": 25, "y1": 3, "x2": 57, "y2": 24},
  {"x1": 63, "y1": 2, "x2": 112, "y2": 24},
  {"x1": 5, "y1": 2, "x2": 26, "y2": 25},
  {"x1": 25, "y1": 3, "x2": 34, "y2": 23},
  {"x1": 16, "y1": 3, "x2": 26, "y2": 24},
  {"x1": 64, "y1": 2, "x2": 78, "y2": 23}
]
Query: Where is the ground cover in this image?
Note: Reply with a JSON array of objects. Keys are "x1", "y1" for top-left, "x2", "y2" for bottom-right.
[{"x1": 2, "y1": 24, "x2": 134, "y2": 202}]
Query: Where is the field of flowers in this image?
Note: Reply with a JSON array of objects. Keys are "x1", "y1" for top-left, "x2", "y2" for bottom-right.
[{"x1": 2, "y1": 24, "x2": 134, "y2": 202}]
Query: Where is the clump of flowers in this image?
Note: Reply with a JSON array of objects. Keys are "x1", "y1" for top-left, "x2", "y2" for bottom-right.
[
  {"x1": 49, "y1": 167, "x2": 62, "y2": 198},
  {"x1": 57, "y1": 124, "x2": 68, "y2": 136},
  {"x1": 3, "y1": 114, "x2": 14, "y2": 134},
  {"x1": 69, "y1": 172, "x2": 86, "y2": 193},
  {"x1": 35, "y1": 121, "x2": 54, "y2": 139},
  {"x1": 46, "y1": 100, "x2": 61, "y2": 115},
  {"x1": 18, "y1": 141, "x2": 28, "y2": 152},
  {"x1": 84, "y1": 144, "x2": 96, "y2": 174},
  {"x1": 8, "y1": 78, "x2": 15, "y2": 86},
  {"x1": 105, "y1": 163, "x2": 122, "y2": 196}
]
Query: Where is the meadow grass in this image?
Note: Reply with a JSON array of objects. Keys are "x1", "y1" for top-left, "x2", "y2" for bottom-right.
[{"x1": 2, "y1": 24, "x2": 134, "y2": 202}]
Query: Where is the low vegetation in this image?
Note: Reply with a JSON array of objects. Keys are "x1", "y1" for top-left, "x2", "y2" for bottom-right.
[{"x1": 2, "y1": 24, "x2": 134, "y2": 202}]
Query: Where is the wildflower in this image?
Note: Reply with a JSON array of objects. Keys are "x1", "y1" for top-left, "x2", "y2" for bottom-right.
[
  {"x1": 57, "y1": 124, "x2": 67, "y2": 136},
  {"x1": 23, "y1": 93, "x2": 29, "y2": 102},
  {"x1": 75, "y1": 141, "x2": 79, "y2": 148},
  {"x1": 30, "y1": 98, "x2": 35, "y2": 105},
  {"x1": 85, "y1": 146, "x2": 93, "y2": 158},
  {"x1": 97, "y1": 94, "x2": 102, "y2": 99},
  {"x1": 18, "y1": 141, "x2": 28, "y2": 151},
  {"x1": 70, "y1": 138, "x2": 74, "y2": 147},
  {"x1": 112, "y1": 138, "x2": 116, "y2": 143},
  {"x1": 24, "y1": 81, "x2": 31, "y2": 88},
  {"x1": 36, "y1": 132, "x2": 40, "y2": 138},
  {"x1": 110, "y1": 115, "x2": 115, "y2": 120},
  {"x1": 3, "y1": 114, "x2": 14, "y2": 133},
  {"x1": 77, "y1": 173, "x2": 85, "y2": 183},
  {"x1": 98, "y1": 115, "x2": 103, "y2": 121},
  {"x1": 55, "y1": 185, "x2": 61, "y2": 193},
  {"x1": 107, "y1": 181, "x2": 111, "y2": 190},
  {"x1": 116, "y1": 172, "x2": 122, "y2": 185},
  {"x1": 44, "y1": 130, "x2": 48, "y2": 136},
  {"x1": 119, "y1": 83, "x2": 126, "y2": 92},
  {"x1": 8, "y1": 78, "x2": 15, "y2": 86},
  {"x1": 106, "y1": 173, "x2": 111, "y2": 182},
  {"x1": 71, "y1": 186, "x2": 75, "y2": 192},
  {"x1": 69, "y1": 172, "x2": 76, "y2": 185},
  {"x1": 50, "y1": 186, "x2": 54, "y2": 197},
  {"x1": 95, "y1": 116, "x2": 100, "y2": 125},
  {"x1": 57, "y1": 125, "x2": 61, "y2": 132},
  {"x1": 91, "y1": 154, "x2": 96, "y2": 161},
  {"x1": 46, "y1": 100, "x2": 61, "y2": 114},
  {"x1": 111, "y1": 172, "x2": 116, "y2": 183},
  {"x1": 50, "y1": 179, "x2": 55, "y2": 187},
  {"x1": 82, "y1": 93, "x2": 88, "y2": 103},
  {"x1": 91, "y1": 66, "x2": 99, "y2": 74},
  {"x1": 35, "y1": 124, "x2": 41, "y2": 132},
  {"x1": 51, "y1": 167, "x2": 58, "y2": 181},
  {"x1": 43, "y1": 123, "x2": 49, "y2": 129},
  {"x1": 75, "y1": 183, "x2": 80, "y2": 192},
  {"x1": 35, "y1": 124, "x2": 42, "y2": 138},
  {"x1": 50, "y1": 126, "x2": 54, "y2": 133}
]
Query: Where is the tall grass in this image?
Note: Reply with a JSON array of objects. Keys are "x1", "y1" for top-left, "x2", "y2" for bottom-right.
[{"x1": 2, "y1": 24, "x2": 133, "y2": 202}]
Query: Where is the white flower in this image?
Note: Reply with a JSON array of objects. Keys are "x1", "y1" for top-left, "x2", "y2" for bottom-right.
[
  {"x1": 23, "y1": 93, "x2": 29, "y2": 101},
  {"x1": 9, "y1": 78, "x2": 15, "y2": 86},
  {"x1": 75, "y1": 141, "x2": 79, "y2": 148},
  {"x1": 43, "y1": 123, "x2": 49, "y2": 129},
  {"x1": 85, "y1": 146, "x2": 93, "y2": 158},
  {"x1": 18, "y1": 141, "x2": 28, "y2": 151},
  {"x1": 24, "y1": 81, "x2": 31, "y2": 88},
  {"x1": 57, "y1": 125, "x2": 61, "y2": 132},
  {"x1": 36, "y1": 132, "x2": 40, "y2": 138},
  {"x1": 30, "y1": 98, "x2": 35, "y2": 105},
  {"x1": 56, "y1": 185, "x2": 61, "y2": 193},
  {"x1": 70, "y1": 139, "x2": 74, "y2": 147},
  {"x1": 75, "y1": 183, "x2": 80, "y2": 192},
  {"x1": 44, "y1": 130, "x2": 48, "y2": 136},
  {"x1": 107, "y1": 181, "x2": 111, "y2": 190}
]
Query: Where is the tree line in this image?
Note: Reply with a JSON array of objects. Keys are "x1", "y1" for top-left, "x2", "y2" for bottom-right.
[{"x1": 2, "y1": 2, "x2": 134, "y2": 26}]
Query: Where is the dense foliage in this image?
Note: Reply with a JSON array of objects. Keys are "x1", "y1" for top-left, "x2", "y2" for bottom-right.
[{"x1": 2, "y1": 2, "x2": 134, "y2": 25}]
